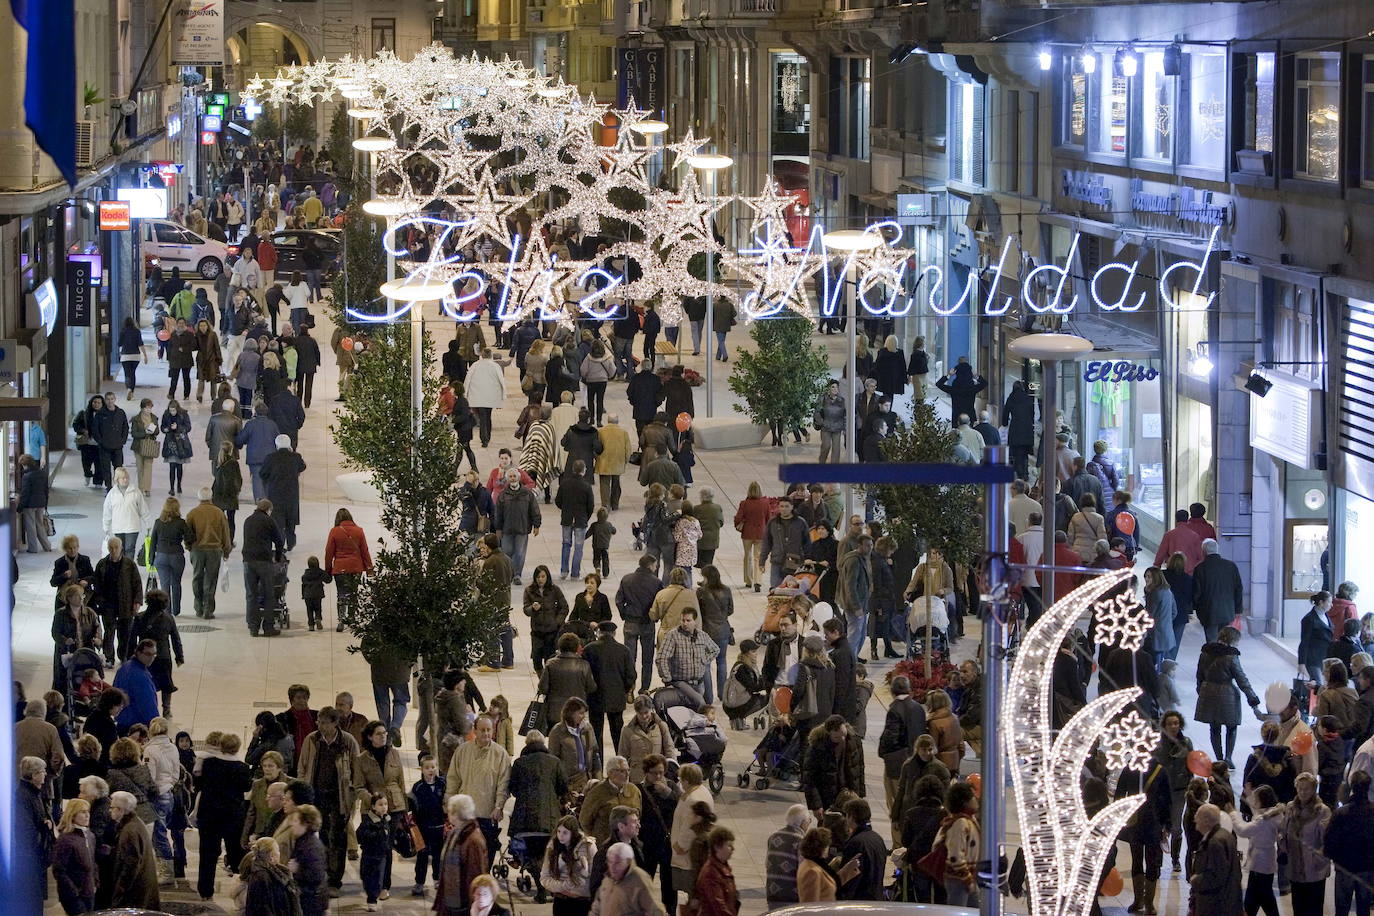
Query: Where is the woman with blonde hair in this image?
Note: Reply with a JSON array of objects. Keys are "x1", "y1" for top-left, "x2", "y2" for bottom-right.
[
  {"x1": 733, "y1": 480, "x2": 772, "y2": 592},
  {"x1": 213, "y1": 440, "x2": 243, "y2": 545},
  {"x1": 241, "y1": 835, "x2": 302, "y2": 915},
  {"x1": 51, "y1": 582, "x2": 102, "y2": 690},
  {"x1": 925, "y1": 688, "x2": 964, "y2": 771},
  {"x1": 52, "y1": 797, "x2": 97, "y2": 914},
  {"x1": 872, "y1": 334, "x2": 908, "y2": 400},
  {"x1": 151, "y1": 497, "x2": 191, "y2": 617}
]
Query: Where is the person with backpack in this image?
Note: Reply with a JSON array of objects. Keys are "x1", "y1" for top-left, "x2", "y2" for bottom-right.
[{"x1": 721, "y1": 639, "x2": 768, "y2": 730}]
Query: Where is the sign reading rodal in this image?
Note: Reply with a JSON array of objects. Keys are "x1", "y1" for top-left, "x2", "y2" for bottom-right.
[
  {"x1": 172, "y1": 0, "x2": 224, "y2": 67},
  {"x1": 98, "y1": 202, "x2": 131, "y2": 231}
]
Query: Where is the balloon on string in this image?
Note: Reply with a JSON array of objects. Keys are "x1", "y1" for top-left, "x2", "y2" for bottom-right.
[
  {"x1": 156, "y1": 329, "x2": 172, "y2": 341},
  {"x1": 1186, "y1": 750, "x2": 1213, "y2": 778},
  {"x1": 1099, "y1": 868, "x2": 1124, "y2": 897},
  {"x1": 340, "y1": 337, "x2": 354, "y2": 351},
  {"x1": 772, "y1": 686, "x2": 792, "y2": 716},
  {"x1": 1290, "y1": 730, "x2": 1314, "y2": 756},
  {"x1": 676, "y1": 412, "x2": 692, "y2": 432},
  {"x1": 966, "y1": 773, "x2": 982, "y2": 798}
]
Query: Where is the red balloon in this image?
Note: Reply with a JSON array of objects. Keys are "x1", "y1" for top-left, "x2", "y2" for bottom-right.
[
  {"x1": 675, "y1": 412, "x2": 692, "y2": 432},
  {"x1": 1291, "y1": 730, "x2": 1314, "y2": 756},
  {"x1": 156, "y1": 329, "x2": 172, "y2": 342},
  {"x1": 1099, "y1": 867, "x2": 1124, "y2": 897},
  {"x1": 1186, "y1": 749, "x2": 1213, "y2": 778},
  {"x1": 340, "y1": 336, "x2": 354, "y2": 351},
  {"x1": 772, "y1": 686, "x2": 792, "y2": 716},
  {"x1": 967, "y1": 773, "x2": 982, "y2": 798}
]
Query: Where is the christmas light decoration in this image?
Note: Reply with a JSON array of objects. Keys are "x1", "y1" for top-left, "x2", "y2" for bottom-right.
[
  {"x1": 1005, "y1": 567, "x2": 1152, "y2": 916},
  {"x1": 1091, "y1": 592, "x2": 1152, "y2": 654},
  {"x1": 1102, "y1": 711, "x2": 1158, "y2": 772}
]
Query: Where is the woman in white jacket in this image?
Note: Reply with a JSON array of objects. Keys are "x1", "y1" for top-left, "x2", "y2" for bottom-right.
[
  {"x1": 142, "y1": 717, "x2": 182, "y2": 875},
  {"x1": 1232, "y1": 785, "x2": 1283, "y2": 916},
  {"x1": 102, "y1": 467, "x2": 148, "y2": 556},
  {"x1": 465, "y1": 348, "x2": 508, "y2": 449}
]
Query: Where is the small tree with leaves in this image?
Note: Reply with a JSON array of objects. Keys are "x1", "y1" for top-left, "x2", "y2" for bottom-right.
[
  {"x1": 251, "y1": 108, "x2": 281, "y2": 144},
  {"x1": 330, "y1": 197, "x2": 389, "y2": 325},
  {"x1": 332, "y1": 323, "x2": 503, "y2": 742},
  {"x1": 871, "y1": 397, "x2": 983, "y2": 674},
  {"x1": 325, "y1": 105, "x2": 355, "y2": 197},
  {"x1": 727, "y1": 310, "x2": 830, "y2": 459},
  {"x1": 283, "y1": 103, "x2": 316, "y2": 147}
]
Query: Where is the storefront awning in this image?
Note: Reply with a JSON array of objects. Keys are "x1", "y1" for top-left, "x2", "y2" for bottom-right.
[{"x1": 1063, "y1": 315, "x2": 1161, "y2": 360}]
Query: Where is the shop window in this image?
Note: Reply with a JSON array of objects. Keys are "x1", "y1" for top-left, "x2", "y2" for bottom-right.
[
  {"x1": 1133, "y1": 50, "x2": 1173, "y2": 162},
  {"x1": 1090, "y1": 53, "x2": 1127, "y2": 155},
  {"x1": 1179, "y1": 47, "x2": 1227, "y2": 170},
  {"x1": 949, "y1": 81, "x2": 984, "y2": 186},
  {"x1": 1059, "y1": 57, "x2": 1087, "y2": 149},
  {"x1": 826, "y1": 56, "x2": 870, "y2": 160},
  {"x1": 1294, "y1": 51, "x2": 1340, "y2": 181},
  {"x1": 1232, "y1": 51, "x2": 1275, "y2": 175}
]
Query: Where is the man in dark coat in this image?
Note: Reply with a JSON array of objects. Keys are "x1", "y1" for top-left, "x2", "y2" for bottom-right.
[
  {"x1": 555, "y1": 463, "x2": 597, "y2": 579},
  {"x1": 824, "y1": 618, "x2": 857, "y2": 724},
  {"x1": 658, "y1": 365, "x2": 695, "y2": 419},
  {"x1": 935, "y1": 358, "x2": 988, "y2": 427},
  {"x1": 294, "y1": 325, "x2": 323, "y2": 407},
  {"x1": 616, "y1": 555, "x2": 663, "y2": 689},
  {"x1": 626, "y1": 362, "x2": 662, "y2": 436},
  {"x1": 259, "y1": 437, "x2": 307, "y2": 551},
  {"x1": 235, "y1": 403, "x2": 282, "y2": 501},
  {"x1": 1002, "y1": 380, "x2": 1037, "y2": 480},
  {"x1": 839, "y1": 798, "x2": 888, "y2": 901},
  {"x1": 611, "y1": 311, "x2": 639, "y2": 379},
  {"x1": 241, "y1": 499, "x2": 285, "y2": 636},
  {"x1": 93, "y1": 392, "x2": 130, "y2": 492},
  {"x1": 268, "y1": 388, "x2": 306, "y2": 448},
  {"x1": 1192, "y1": 540, "x2": 1244, "y2": 643},
  {"x1": 1190, "y1": 804, "x2": 1242, "y2": 916},
  {"x1": 109, "y1": 790, "x2": 161, "y2": 909},
  {"x1": 800, "y1": 715, "x2": 865, "y2": 819},
  {"x1": 877, "y1": 675, "x2": 927, "y2": 832},
  {"x1": 93, "y1": 536, "x2": 143, "y2": 664},
  {"x1": 584, "y1": 621, "x2": 634, "y2": 753},
  {"x1": 760, "y1": 498, "x2": 809, "y2": 587}
]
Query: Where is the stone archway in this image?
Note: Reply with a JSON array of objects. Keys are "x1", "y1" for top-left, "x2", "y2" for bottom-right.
[{"x1": 222, "y1": 5, "x2": 321, "y2": 90}]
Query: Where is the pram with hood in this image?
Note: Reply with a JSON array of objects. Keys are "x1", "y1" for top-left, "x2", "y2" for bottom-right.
[
  {"x1": 64, "y1": 647, "x2": 107, "y2": 722},
  {"x1": 735, "y1": 686, "x2": 804, "y2": 791},
  {"x1": 493, "y1": 831, "x2": 551, "y2": 902},
  {"x1": 651, "y1": 685, "x2": 727, "y2": 796},
  {"x1": 272, "y1": 558, "x2": 291, "y2": 629}
]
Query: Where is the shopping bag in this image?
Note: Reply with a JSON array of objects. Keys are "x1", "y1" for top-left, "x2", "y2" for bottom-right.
[
  {"x1": 218, "y1": 562, "x2": 230, "y2": 593},
  {"x1": 519, "y1": 695, "x2": 545, "y2": 735}
]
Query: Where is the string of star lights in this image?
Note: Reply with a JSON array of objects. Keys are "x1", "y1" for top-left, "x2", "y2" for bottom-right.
[
  {"x1": 244, "y1": 46, "x2": 748, "y2": 326},
  {"x1": 1005, "y1": 568, "x2": 1157, "y2": 916}
]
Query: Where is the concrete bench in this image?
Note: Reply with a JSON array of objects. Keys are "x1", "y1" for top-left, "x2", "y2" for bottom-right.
[
  {"x1": 335, "y1": 471, "x2": 382, "y2": 504},
  {"x1": 693, "y1": 415, "x2": 767, "y2": 450}
]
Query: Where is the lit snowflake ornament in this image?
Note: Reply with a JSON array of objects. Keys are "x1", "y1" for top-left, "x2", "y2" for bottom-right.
[
  {"x1": 1102, "y1": 711, "x2": 1157, "y2": 772},
  {"x1": 1093, "y1": 592, "x2": 1152, "y2": 653}
]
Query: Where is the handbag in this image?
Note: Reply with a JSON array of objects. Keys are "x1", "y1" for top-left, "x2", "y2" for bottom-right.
[
  {"x1": 407, "y1": 813, "x2": 427, "y2": 855},
  {"x1": 393, "y1": 812, "x2": 418, "y2": 858},
  {"x1": 793, "y1": 668, "x2": 819, "y2": 720},
  {"x1": 137, "y1": 535, "x2": 153, "y2": 568},
  {"x1": 628, "y1": 451, "x2": 642, "y2": 466},
  {"x1": 43, "y1": 510, "x2": 55, "y2": 538},
  {"x1": 916, "y1": 837, "x2": 949, "y2": 883},
  {"x1": 519, "y1": 695, "x2": 546, "y2": 736}
]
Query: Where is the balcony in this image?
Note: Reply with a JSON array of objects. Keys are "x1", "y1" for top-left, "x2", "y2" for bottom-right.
[{"x1": 736, "y1": 0, "x2": 777, "y2": 12}]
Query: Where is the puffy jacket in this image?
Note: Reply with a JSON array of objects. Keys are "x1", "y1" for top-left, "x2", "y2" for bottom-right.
[
  {"x1": 495, "y1": 485, "x2": 542, "y2": 535},
  {"x1": 580, "y1": 353, "x2": 616, "y2": 384},
  {"x1": 102, "y1": 484, "x2": 147, "y2": 535},
  {"x1": 813, "y1": 393, "x2": 846, "y2": 433},
  {"x1": 324, "y1": 520, "x2": 372, "y2": 575},
  {"x1": 523, "y1": 583, "x2": 570, "y2": 635},
  {"x1": 93, "y1": 406, "x2": 130, "y2": 450}
]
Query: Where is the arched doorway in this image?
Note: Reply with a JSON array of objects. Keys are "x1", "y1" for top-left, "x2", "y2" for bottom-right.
[{"x1": 225, "y1": 21, "x2": 314, "y2": 90}]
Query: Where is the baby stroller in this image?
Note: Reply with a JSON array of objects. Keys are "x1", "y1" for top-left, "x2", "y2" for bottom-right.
[
  {"x1": 736, "y1": 690, "x2": 803, "y2": 791},
  {"x1": 272, "y1": 558, "x2": 292, "y2": 629},
  {"x1": 64, "y1": 647, "x2": 106, "y2": 724},
  {"x1": 494, "y1": 832, "x2": 550, "y2": 902},
  {"x1": 651, "y1": 685, "x2": 726, "y2": 796}
]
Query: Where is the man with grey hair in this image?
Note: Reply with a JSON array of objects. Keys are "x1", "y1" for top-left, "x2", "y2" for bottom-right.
[
  {"x1": 1190, "y1": 803, "x2": 1242, "y2": 916},
  {"x1": 17, "y1": 756, "x2": 52, "y2": 905},
  {"x1": 1193, "y1": 537, "x2": 1244, "y2": 643},
  {"x1": 446, "y1": 715, "x2": 511, "y2": 869},
  {"x1": 580, "y1": 755, "x2": 641, "y2": 846},
  {"x1": 596, "y1": 412, "x2": 631, "y2": 511},
  {"x1": 588, "y1": 804, "x2": 646, "y2": 900},
  {"x1": 186, "y1": 485, "x2": 231, "y2": 619},
  {"x1": 590, "y1": 841, "x2": 665, "y2": 916},
  {"x1": 436, "y1": 794, "x2": 486, "y2": 912},
  {"x1": 109, "y1": 789, "x2": 161, "y2": 907},
  {"x1": 205, "y1": 398, "x2": 243, "y2": 469},
  {"x1": 764, "y1": 803, "x2": 813, "y2": 907}
]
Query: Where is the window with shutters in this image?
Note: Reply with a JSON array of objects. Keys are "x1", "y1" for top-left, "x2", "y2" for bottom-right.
[{"x1": 949, "y1": 81, "x2": 985, "y2": 187}]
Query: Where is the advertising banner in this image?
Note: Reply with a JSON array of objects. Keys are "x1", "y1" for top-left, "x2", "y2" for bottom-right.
[{"x1": 172, "y1": 0, "x2": 224, "y2": 67}]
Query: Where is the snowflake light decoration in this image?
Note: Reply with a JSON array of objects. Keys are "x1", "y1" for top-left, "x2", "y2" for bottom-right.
[
  {"x1": 1102, "y1": 711, "x2": 1158, "y2": 772},
  {"x1": 1093, "y1": 591, "x2": 1152, "y2": 653}
]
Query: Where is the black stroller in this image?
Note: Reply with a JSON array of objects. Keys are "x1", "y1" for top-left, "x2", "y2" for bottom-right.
[
  {"x1": 651, "y1": 686, "x2": 727, "y2": 796},
  {"x1": 737, "y1": 714, "x2": 802, "y2": 791},
  {"x1": 63, "y1": 647, "x2": 106, "y2": 723},
  {"x1": 272, "y1": 559, "x2": 291, "y2": 629},
  {"x1": 494, "y1": 831, "x2": 550, "y2": 902}
]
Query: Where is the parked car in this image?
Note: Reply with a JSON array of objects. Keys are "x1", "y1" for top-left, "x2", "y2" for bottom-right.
[
  {"x1": 271, "y1": 229, "x2": 342, "y2": 280},
  {"x1": 140, "y1": 219, "x2": 230, "y2": 279}
]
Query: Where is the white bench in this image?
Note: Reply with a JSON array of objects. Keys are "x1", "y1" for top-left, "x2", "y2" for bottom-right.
[{"x1": 692, "y1": 415, "x2": 767, "y2": 450}]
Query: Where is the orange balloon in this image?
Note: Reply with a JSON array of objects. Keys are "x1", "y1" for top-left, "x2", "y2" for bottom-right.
[
  {"x1": 1291, "y1": 730, "x2": 1314, "y2": 756},
  {"x1": 1186, "y1": 749, "x2": 1213, "y2": 778},
  {"x1": 1099, "y1": 867, "x2": 1124, "y2": 897},
  {"x1": 772, "y1": 686, "x2": 792, "y2": 716},
  {"x1": 675, "y1": 412, "x2": 692, "y2": 432},
  {"x1": 340, "y1": 336, "x2": 354, "y2": 351},
  {"x1": 967, "y1": 773, "x2": 982, "y2": 798}
]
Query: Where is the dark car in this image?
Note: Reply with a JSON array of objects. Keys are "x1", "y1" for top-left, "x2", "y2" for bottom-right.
[{"x1": 270, "y1": 229, "x2": 342, "y2": 280}]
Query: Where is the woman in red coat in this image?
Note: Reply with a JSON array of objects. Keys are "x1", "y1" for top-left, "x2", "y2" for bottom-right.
[
  {"x1": 732, "y1": 481, "x2": 774, "y2": 594},
  {"x1": 324, "y1": 507, "x2": 372, "y2": 633},
  {"x1": 694, "y1": 826, "x2": 740, "y2": 916}
]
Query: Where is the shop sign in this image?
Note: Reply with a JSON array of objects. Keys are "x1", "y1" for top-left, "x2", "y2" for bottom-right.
[
  {"x1": 1130, "y1": 179, "x2": 1227, "y2": 227},
  {"x1": 65, "y1": 259, "x2": 94, "y2": 328},
  {"x1": 1251, "y1": 374, "x2": 1322, "y2": 469},
  {"x1": 1061, "y1": 170, "x2": 1112, "y2": 209},
  {"x1": 98, "y1": 201, "x2": 131, "y2": 231},
  {"x1": 615, "y1": 48, "x2": 663, "y2": 116},
  {"x1": 171, "y1": 0, "x2": 224, "y2": 67},
  {"x1": 1082, "y1": 360, "x2": 1159, "y2": 383}
]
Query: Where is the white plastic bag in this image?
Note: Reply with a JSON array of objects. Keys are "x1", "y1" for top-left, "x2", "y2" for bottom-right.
[{"x1": 218, "y1": 561, "x2": 230, "y2": 593}]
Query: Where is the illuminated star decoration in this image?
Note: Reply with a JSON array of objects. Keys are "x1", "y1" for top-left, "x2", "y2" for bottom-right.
[
  {"x1": 1093, "y1": 592, "x2": 1152, "y2": 653},
  {"x1": 1197, "y1": 96, "x2": 1227, "y2": 143},
  {"x1": 727, "y1": 185, "x2": 826, "y2": 321},
  {"x1": 1103, "y1": 711, "x2": 1159, "y2": 772},
  {"x1": 450, "y1": 168, "x2": 531, "y2": 250}
]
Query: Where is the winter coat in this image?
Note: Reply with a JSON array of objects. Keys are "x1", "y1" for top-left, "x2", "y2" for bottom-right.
[
  {"x1": 926, "y1": 706, "x2": 963, "y2": 771},
  {"x1": 583, "y1": 634, "x2": 634, "y2": 712},
  {"x1": 212, "y1": 457, "x2": 242, "y2": 512},
  {"x1": 466, "y1": 358, "x2": 507, "y2": 408},
  {"x1": 102, "y1": 484, "x2": 146, "y2": 535},
  {"x1": 298, "y1": 729, "x2": 360, "y2": 811},
  {"x1": 1231, "y1": 804, "x2": 1284, "y2": 875},
  {"x1": 800, "y1": 725, "x2": 864, "y2": 811},
  {"x1": 556, "y1": 474, "x2": 596, "y2": 528},
  {"x1": 235, "y1": 415, "x2": 280, "y2": 467},
  {"x1": 580, "y1": 353, "x2": 616, "y2": 384},
  {"x1": 1146, "y1": 587, "x2": 1179, "y2": 655},
  {"x1": 352, "y1": 745, "x2": 408, "y2": 812},
  {"x1": 618, "y1": 716, "x2": 675, "y2": 782},
  {"x1": 761, "y1": 515, "x2": 808, "y2": 569},
  {"x1": 813, "y1": 392, "x2": 846, "y2": 433},
  {"x1": 792, "y1": 659, "x2": 834, "y2": 731},
  {"x1": 1283, "y1": 796, "x2": 1331, "y2": 882},
  {"x1": 1299, "y1": 608, "x2": 1336, "y2": 670},
  {"x1": 324, "y1": 520, "x2": 371, "y2": 575},
  {"x1": 508, "y1": 745, "x2": 568, "y2": 834},
  {"x1": 111, "y1": 813, "x2": 161, "y2": 909},
  {"x1": 206, "y1": 410, "x2": 243, "y2": 462},
  {"x1": 694, "y1": 855, "x2": 739, "y2": 916},
  {"x1": 291, "y1": 831, "x2": 328, "y2": 915},
  {"x1": 93, "y1": 554, "x2": 142, "y2": 620},
  {"x1": 53, "y1": 827, "x2": 98, "y2": 909},
  {"x1": 1195, "y1": 642, "x2": 1260, "y2": 727},
  {"x1": 673, "y1": 515, "x2": 702, "y2": 568},
  {"x1": 660, "y1": 377, "x2": 695, "y2": 419},
  {"x1": 167, "y1": 328, "x2": 197, "y2": 369},
  {"x1": 1192, "y1": 828, "x2": 1243, "y2": 916},
  {"x1": 595, "y1": 424, "x2": 632, "y2": 476},
  {"x1": 259, "y1": 449, "x2": 306, "y2": 527},
  {"x1": 1193, "y1": 553, "x2": 1245, "y2": 631},
  {"x1": 495, "y1": 485, "x2": 542, "y2": 536},
  {"x1": 562, "y1": 423, "x2": 603, "y2": 475},
  {"x1": 627, "y1": 371, "x2": 662, "y2": 424},
  {"x1": 548, "y1": 719, "x2": 601, "y2": 787},
  {"x1": 733, "y1": 497, "x2": 772, "y2": 542},
  {"x1": 524, "y1": 581, "x2": 570, "y2": 635},
  {"x1": 18, "y1": 463, "x2": 48, "y2": 510},
  {"x1": 93, "y1": 406, "x2": 130, "y2": 451},
  {"x1": 268, "y1": 391, "x2": 305, "y2": 438},
  {"x1": 871, "y1": 348, "x2": 907, "y2": 397},
  {"x1": 1330, "y1": 597, "x2": 1359, "y2": 634},
  {"x1": 935, "y1": 364, "x2": 988, "y2": 425},
  {"x1": 538, "y1": 652, "x2": 597, "y2": 731},
  {"x1": 649, "y1": 584, "x2": 699, "y2": 640},
  {"x1": 1068, "y1": 510, "x2": 1108, "y2": 562}
]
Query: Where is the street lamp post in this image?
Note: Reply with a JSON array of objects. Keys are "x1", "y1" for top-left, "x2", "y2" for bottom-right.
[
  {"x1": 1007, "y1": 334, "x2": 1093, "y2": 607},
  {"x1": 688, "y1": 153, "x2": 732, "y2": 418},
  {"x1": 821, "y1": 228, "x2": 884, "y2": 519}
]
